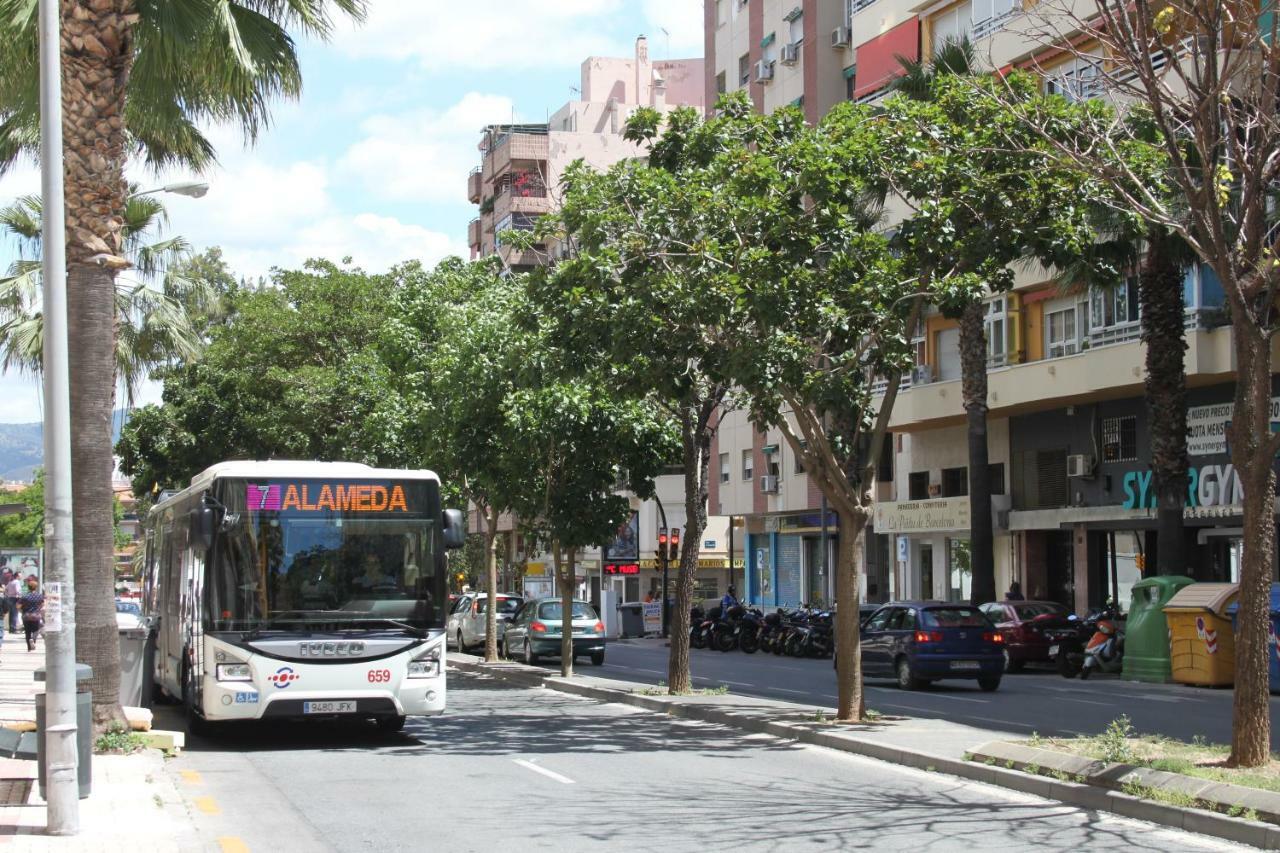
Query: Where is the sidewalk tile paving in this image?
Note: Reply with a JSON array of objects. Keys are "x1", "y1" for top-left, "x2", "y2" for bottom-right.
[{"x1": 0, "y1": 636, "x2": 214, "y2": 851}]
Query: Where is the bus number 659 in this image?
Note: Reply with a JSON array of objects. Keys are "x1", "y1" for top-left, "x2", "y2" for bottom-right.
[{"x1": 367, "y1": 669, "x2": 392, "y2": 683}]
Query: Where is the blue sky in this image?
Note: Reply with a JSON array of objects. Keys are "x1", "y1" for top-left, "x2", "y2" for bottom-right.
[{"x1": 0, "y1": 0, "x2": 704, "y2": 423}]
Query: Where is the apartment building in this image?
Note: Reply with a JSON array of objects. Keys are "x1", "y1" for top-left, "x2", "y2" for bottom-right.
[
  {"x1": 706, "y1": 0, "x2": 1277, "y2": 614},
  {"x1": 467, "y1": 36, "x2": 703, "y2": 270},
  {"x1": 463, "y1": 40, "x2": 741, "y2": 612}
]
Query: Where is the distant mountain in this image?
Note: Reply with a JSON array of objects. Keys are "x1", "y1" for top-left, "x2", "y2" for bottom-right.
[{"x1": 0, "y1": 409, "x2": 129, "y2": 483}]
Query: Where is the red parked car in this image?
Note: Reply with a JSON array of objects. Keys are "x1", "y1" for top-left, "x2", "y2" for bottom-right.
[{"x1": 979, "y1": 600, "x2": 1072, "y2": 672}]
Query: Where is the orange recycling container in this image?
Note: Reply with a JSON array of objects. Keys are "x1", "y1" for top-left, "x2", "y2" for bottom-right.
[{"x1": 1163, "y1": 583, "x2": 1239, "y2": 687}]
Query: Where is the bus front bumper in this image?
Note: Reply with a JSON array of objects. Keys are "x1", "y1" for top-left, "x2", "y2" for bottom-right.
[{"x1": 202, "y1": 681, "x2": 446, "y2": 721}]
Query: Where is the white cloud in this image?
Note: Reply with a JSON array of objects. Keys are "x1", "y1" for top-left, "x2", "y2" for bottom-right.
[
  {"x1": 337, "y1": 0, "x2": 631, "y2": 72},
  {"x1": 338, "y1": 92, "x2": 516, "y2": 204}
]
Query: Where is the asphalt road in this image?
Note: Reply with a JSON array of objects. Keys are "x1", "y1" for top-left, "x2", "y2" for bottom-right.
[
  {"x1": 158, "y1": 669, "x2": 1244, "y2": 852},
  {"x1": 593, "y1": 640, "x2": 1280, "y2": 747}
]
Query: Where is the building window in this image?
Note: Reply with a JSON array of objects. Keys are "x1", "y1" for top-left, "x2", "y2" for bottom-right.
[
  {"x1": 942, "y1": 467, "x2": 968, "y2": 498},
  {"x1": 742, "y1": 449, "x2": 754, "y2": 481},
  {"x1": 765, "y1": 449, "x2": 781, "y2": 479},
  {"x1": 1101, "y1": 415, "x2": 1138, "y2": 463},
  {"x1": 908, "y1": 471, "x2": 930, "y2": 501},
  {"x1": 931, "y1": 1, "x2": 972, "y2": 50},
  {"x1": 716, "y1": 71, "x2": 727, "y2": 95},
  {"x1": 988, "y1": 462, "x2": 1006, "y2": 495},
  {"x1": 787, "y1": 11, "x2": 803, "y2": 45},
  {"x1": 1091, "y1": 278, "x2": 1140, "y2": 330},
  {"x1": 719, "y1": 452, "x2": 730, "y2": 484},
  {"x1": 739, "y1": 53, "x2": 751, "y2": 87},
  {"x1": 1045, "y1": 306, "x2": 1076, "y2": 357},
  {"x1": 716, "y1": 0, "x2": 727, "y2": 26},
  {"x1": 1045, "y1": 55, "x2": 1103, "y2": 101},
  {"x1": 844, "y1": 66, "x2": 857, "y2": 100},
  {"x1": 794, "y1": 441, "x2": 807, "y2": 475},
  {"x1": 984, "y1": 296, "x2": 1007, "y2": 367}
]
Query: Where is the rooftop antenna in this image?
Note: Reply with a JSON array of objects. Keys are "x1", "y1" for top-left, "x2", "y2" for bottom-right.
[{"x1": 659, "y1": 27, "x2": 670, "y2": 59}]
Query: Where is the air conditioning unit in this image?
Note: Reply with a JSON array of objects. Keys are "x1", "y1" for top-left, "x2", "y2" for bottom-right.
[
  {"x1": 780, "y1": 42, "x2": 800, "y2": 65},
  {"x1": 912, "y1": 364, "x2": 934, "y2": 385},
  {"x1": 927, "y1": 483, "x2": 942, "y2": 497},
  {"x1": 759, "y1": 475, "x2": 780, "y2": 494},
  {"x1": 1066, "y1": 454, "x2": 1093, "y2": 478},
  {"x1": 755, "y1": 59, "x2": 775, "y2": 83},
  {"x1": 831, "y1": 26, "x2": 851, "y2": 48}
]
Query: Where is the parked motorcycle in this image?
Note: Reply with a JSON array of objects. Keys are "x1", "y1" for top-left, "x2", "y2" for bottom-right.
[
  {"x1": 1079, "y1": 609, "x2": 1124, "y2": 679},
  {"x1": 688, "y1": 605, "x2": 710, "y2": 650},
  {"x1": 1049, "y1": 607, "x2": 1124, "y2": 678}
]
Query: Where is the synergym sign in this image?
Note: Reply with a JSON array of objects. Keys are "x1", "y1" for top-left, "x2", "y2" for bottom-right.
[{"x1": 1121, "y1": 465, "x2": 1243, "y2": 511}]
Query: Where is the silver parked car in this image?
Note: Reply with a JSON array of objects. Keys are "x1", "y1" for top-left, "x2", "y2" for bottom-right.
[
  {"x1": 446, "y1": 592, "x2": 522, "y2": 652},
  {"x1": 501, "y1": 598, "x2": 606, "y2": 666}
]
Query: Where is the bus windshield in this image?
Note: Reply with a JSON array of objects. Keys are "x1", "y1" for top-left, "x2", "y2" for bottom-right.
[{"x1": 205, "y1": 478, "x2": 442, "y2": 633}]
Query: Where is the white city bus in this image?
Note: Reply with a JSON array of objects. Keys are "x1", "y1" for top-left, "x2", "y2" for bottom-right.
[{"x1": 142, "y1": 461, "x2": 464, "y2": 733}]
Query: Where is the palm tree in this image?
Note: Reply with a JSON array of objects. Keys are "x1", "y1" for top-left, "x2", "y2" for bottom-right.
[
  {"x1": 892, "y1": 38, "x2": 999, "y2": 606},
  {"x1": 0, "y1": 191, "x2": 210, "y2": 405},
  {"x1": 0, "y1": 0, "x2": 364, "y2": 728}
]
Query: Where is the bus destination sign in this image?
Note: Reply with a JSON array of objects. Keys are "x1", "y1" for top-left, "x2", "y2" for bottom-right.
[{"x1": 246, "y1": 482, "x2": 411, "y2": 514}]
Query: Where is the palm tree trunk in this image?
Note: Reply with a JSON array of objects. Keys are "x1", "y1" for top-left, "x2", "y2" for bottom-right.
[
  {"x1": 1139, "y1": 231, "x2": 1189, "y2": 576},
  {"x1": 62, "y1": 0, "x2": 136, "y2": 729},
  {"x1": 959, "y1": 301, "x2": 995, "y2": 604}
]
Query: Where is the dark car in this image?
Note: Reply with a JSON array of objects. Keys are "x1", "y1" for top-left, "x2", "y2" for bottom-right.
[
  {"x1": 980, "y1": 600, "x2": 1072, "y2": 672},
  {"x1": 501, "y1": 598, "x2": 607, "y2": 666},
  {"x1": 861, "y1": 602, "x2": 1004, "y2": 691}
]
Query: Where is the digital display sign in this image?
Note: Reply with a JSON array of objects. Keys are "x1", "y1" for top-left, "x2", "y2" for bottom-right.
[
  {"x1": 245, "y1": 482, "x2": 412, "y2": 514},
  {"x1": 604, "y1": 563, "x2": 639, "y2": 575}
]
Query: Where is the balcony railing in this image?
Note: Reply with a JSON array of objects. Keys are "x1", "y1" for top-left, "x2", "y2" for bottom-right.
[
  {"x1": 467, "y1": 168, "x2": 482, "y2": 204},
  {"x1": 467, "y1": 218, "x2": 481, "y2": 248}
]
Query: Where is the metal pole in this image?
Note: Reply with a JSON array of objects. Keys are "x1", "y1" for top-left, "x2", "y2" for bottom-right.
[
  {"x1": 654, "y1": 496, "x2": 668, "y2": 638},
  {"x1": 38, "y1": 0, "x2": 80, "y2": 834}
]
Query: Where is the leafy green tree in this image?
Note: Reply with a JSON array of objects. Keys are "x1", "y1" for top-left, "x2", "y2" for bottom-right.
[
  {"x1": 880, "y1": 65, "x2": 1103, "y2": 607},
  {"x1": 529, "y1": 105, "x2": 739, "y2": 693},
  {"x1": 0, "y1": 471, "x2": 43, "y2": 548},
  {"x1": 117, "y1": 259, "x2": 413, "y2": 496},
  {"x1": 0, "y1": 190, "x2": 212, "y2": 405},
  {"x1": 0, "y1": 0, "x2": 364, "y2": 728}
]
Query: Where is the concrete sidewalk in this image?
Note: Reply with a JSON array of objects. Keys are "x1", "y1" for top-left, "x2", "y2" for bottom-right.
[
  {"x1": 0, "y1": 639, "x2": 209, "y2": 850},
  {"x1": 451, "y1": 652, "x2": 1280, "y2": 849}
]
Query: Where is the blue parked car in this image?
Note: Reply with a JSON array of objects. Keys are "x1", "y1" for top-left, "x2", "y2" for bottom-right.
[{"x1": 861, "y1": 602, "x2": 1005, "y2": 692}]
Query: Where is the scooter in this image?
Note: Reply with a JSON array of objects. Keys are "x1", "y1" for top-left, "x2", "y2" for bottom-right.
[{"x1": 1079, "y1": 610, "x2": 1124, "y2": 679}]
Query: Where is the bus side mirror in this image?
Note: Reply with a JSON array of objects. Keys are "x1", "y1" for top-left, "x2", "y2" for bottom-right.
[
  {"x1": 442, "y1": 509, "x2": 465, "y2": 550},
  {"x1": 193, "y1": 506, "x2": 216, "y2": 551}
]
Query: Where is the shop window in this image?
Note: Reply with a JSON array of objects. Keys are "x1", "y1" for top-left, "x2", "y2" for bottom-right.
[
  {"x1": 942, "y1": 467, "x2": 968, "y2": 498},
  {"x1": 908, "y1": 471, "x2": 930, "y2": 500},
  {"x1": 741, "y1": 449, "x2": 753, "y2": 481},
  {"x1": 988, "y1": 462, "x2": 1006, "y2": 496},
  {"x1": 719, "y1": 452, "x2": 730, "y2": 484},
  {"x1": 1101, "y1": 415, "x2": 1138, "y2": 463}
]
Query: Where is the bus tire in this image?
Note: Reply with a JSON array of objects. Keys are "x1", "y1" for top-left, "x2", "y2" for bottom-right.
[{"x1": 377, "y1": 715, "x2": 406, "y2": 733}]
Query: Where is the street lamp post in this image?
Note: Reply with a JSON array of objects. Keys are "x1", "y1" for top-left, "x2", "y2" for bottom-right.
[
  {"x1": 37, "y1": 0, "x2": 78, "y2": 835},
  {"x1": 131, "y1": 181, "x2": 209, "y2": 199}
]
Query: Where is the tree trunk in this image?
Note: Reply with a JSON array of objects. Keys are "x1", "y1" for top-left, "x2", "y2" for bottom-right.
[
  {"x1": 560, "y1": 546, "x2": 576, "y2": 678},
  {"x1": 1140, "y1": 232, "x2": 1189, "y2": 576},
  {"x1": 959, "y1": 301, "x2": 995, "y2": 605},
  {"x1": 62, "y1": 0, "x2": 136, "y2": 729},
  {"x1": 1228, "y1": 327, "x2": 1275, "y2": 767},
  {"x1": 483, "y1": 503, "x2": 499, "y2": 662},
  {"x1": 668, "y1": 402, "x2": 712, "y2": 695},
  {"x1": 834, "y1": 507, "x2": 866, "y2": 721}
]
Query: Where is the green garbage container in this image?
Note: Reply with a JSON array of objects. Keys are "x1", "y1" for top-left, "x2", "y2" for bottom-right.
[{"x1": 1123, "y1": 575, "x2": 1195, "y2": 683}]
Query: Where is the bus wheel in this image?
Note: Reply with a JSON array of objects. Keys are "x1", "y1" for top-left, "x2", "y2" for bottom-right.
[{"x1": 376, "y1": 715, "x2": 406, "y2": 733}]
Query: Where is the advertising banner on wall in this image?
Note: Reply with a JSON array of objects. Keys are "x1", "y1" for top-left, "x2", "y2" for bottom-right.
[
  {"x1": 1187, "y1": 397, "x2": 1280, "y2": 456},
  {"x1": 0, "y1": 549, "x2": 40, "y2": 582}
]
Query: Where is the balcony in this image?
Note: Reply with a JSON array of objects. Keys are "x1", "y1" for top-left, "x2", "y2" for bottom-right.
[
  {"x1": 467, "y1": 217, "x2": 481, "y2": 249},
  {"x1": 467, "y1": 168, "x2": 482, "y2": 204},
  {"x1": 498, "y1": 242, "x2": 545, "y2": 269},
  {"x1": 884, "y1": 324, "x2": 1255, "y2": 431},
  {"x1": 493, "y1": 190, "x2": 552, "y2": 225},
  {"x1": 483, "y1": 130, "x2": 549, "y2": 182}
]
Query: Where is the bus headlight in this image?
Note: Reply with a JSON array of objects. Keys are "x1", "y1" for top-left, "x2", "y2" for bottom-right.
[
  {"x1": 407, "y1": 652, "x2": 440, "y2": 679},
  {"x1": 216, "y1": 663, "x2": 252, "y2": 682}
]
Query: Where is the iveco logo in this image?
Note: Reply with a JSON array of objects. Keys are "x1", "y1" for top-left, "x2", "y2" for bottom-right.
[{"x1": 299, "y1": 641, "x2": 366, "y2": 657}]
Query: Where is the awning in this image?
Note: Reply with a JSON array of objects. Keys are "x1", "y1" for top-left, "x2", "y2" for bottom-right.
[
  {"x1": 854, "y1": 18, "x2": 920, "y2": 98},
  {"x1": 761, "y1": 32, "x2": 776, "y2": 48}
]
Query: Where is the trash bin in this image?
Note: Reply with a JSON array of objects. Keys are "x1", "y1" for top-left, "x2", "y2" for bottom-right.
[
  {"x1": 618, "y1": 603, "x2": 644, "y2": 638},
  {"x1": 117, "y1": 620, "x2": 152, "y2": 708},
  {"x1": 35, "y1": 663, "x2": 93, "y2": 800},
  {"x1": 1227, "y1": 582, "x2": 1280, "y2": 694},
  {"x1": 1122, "y1": 575, "x2": 1194, "y2": 683},
  {"x1": 1163, "y1": 583, "x2": 1239, "y2": 686}
]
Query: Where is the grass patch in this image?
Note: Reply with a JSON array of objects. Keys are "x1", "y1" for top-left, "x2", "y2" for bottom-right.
[
  {"x1": 94, "y1": 723, "x2": 146, "y2": 755},
  {"x1": 635, "y1": 680, "x2": 731, "y2": 697}
]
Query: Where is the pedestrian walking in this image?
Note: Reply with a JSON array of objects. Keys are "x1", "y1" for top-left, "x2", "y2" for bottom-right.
[
  {"x1": 1006, "y1": 581, "x2": 1025, "y2": 601},
  {"x1": 5, "y1": 571, "x2": 20, "y2": 634},
  {"x1": 18, "y1": 577, "x2": 43, "y2": 652}
]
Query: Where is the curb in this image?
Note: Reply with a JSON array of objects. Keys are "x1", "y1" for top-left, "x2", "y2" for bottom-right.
[{"x1": 450, "y1": 656, "x2": 1280, "y2": 850}]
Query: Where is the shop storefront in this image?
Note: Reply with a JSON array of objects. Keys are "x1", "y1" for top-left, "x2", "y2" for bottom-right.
[{"x1": 744, "y1": 511, "x2": 840, "y2": 607}]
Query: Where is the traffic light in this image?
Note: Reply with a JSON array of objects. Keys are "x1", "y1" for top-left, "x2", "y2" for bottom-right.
[
  {"x1": 669, "y1": 527, "x2": 680, "y2": 561},
  {"x1": 658, "y1": 528, "x2": 668, "y2": 562}
]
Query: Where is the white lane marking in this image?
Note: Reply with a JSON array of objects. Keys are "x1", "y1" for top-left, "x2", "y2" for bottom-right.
[
  {"x1": 928, "y1": 694, "x2": 987, "y2": 704},
  {"x1": 512, "y1": 759, "x2": 575, "y2": 785},
  {"x1": 616, "y1": 666, "x2": 666, "y2": 675},
  {"x1": 1059, "y1": 697, "x2": 1113, "y2": 707}
]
